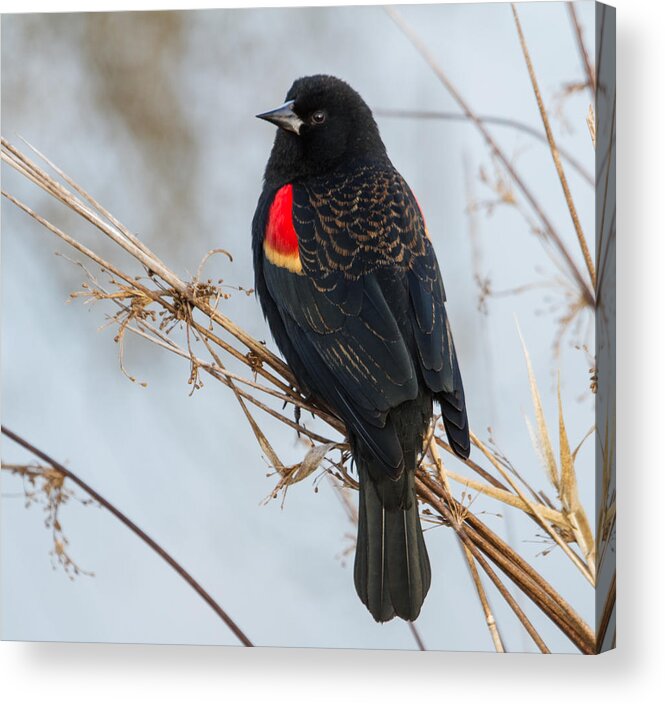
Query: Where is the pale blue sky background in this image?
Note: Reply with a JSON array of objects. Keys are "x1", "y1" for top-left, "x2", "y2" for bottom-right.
[{"x1": 2, "y1": 1, "x2": 597, "y2": 652}]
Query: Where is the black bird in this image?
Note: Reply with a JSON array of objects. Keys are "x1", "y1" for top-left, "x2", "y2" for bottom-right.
[{"x1": 252, "y1": 75, "x2": 469, "y2": 622}]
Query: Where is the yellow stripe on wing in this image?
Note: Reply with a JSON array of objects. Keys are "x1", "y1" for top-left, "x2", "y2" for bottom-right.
[{"x1": 264, "y1": 241, "x2": 303, "y2": 274}]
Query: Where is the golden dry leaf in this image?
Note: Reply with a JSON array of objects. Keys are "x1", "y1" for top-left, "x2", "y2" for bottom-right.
[
  {"x1": 445, "y1": 468, "x2": 568, "y2": 528},
  {"x1": 518, "y1": 326, "x2": 559, "y2": 492},
  {"x1": 586, "y1": 104, "x2": 596, "y2": 148},
  {"x1": 290, "y1": 442, "x2": 338, "y2": 484},
  {"x1": 239, "y1": 401, "x2": 284, "y2": 473},
  {"x1": 558, "y1": 381, "x2": 596, "y2": 573},
  {"x1": 264, "y1": 442, "x2": 338, "y2": 507}
]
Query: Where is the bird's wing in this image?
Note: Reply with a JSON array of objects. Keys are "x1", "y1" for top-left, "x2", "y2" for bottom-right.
[
  {"x1": 256, "y1": 166, "x2": 468, "y2": 471},
  {"x1": 408, "y1": 237, "x2": 470, "y2": 458}
]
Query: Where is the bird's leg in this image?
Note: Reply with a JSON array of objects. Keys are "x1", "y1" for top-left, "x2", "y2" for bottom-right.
[{"x1": 281, "y1": 399, "x2": 303, "y2": 437}]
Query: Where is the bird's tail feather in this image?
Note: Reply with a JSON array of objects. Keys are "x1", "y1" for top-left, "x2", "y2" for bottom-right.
[
  {"x1": 353, "y1": 462, "x2": 431, "y2": 622},
  {"x1": 439, "y1": 343, "x2": 470, "y2": 459},
  {"x1": 440, "y1": 389, "x2": 470, "y2": 459}
]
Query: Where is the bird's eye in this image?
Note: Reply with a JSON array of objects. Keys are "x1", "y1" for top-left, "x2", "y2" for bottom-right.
[{"x1": 311, "y1": 110, "x2": 326, "y2": 125}]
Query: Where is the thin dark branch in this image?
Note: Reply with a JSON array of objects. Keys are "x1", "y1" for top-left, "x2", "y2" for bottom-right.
[
  {"x1": 408, "y1": 622, "x2": 427, "y2": 651},
  {"x1": 1, "y1": 426, "x2": 254, "y2": 647},
  {"x1": 375, "y1": 108, "x2": 594, "y2": 186}
]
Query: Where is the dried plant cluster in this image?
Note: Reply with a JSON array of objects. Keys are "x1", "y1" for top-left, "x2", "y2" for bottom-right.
[
  {"x1": 1, "y1": 4, "x2": 615, "y2": 653},
  {"x1": 2, "y1": 460, "x2": 95, "y2": 579}
]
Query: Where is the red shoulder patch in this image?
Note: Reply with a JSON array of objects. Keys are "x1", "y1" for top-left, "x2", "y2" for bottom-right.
[
  {"x1": 412, "y1": 193, "x2": 430, "y2": 240},
  {"x1": 264, "y1": 184, "x2": 302, "y2": 273}
]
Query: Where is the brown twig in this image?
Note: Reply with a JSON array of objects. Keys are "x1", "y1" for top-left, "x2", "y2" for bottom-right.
[{"x1": 1, "y1": 426, "x2": 254, "y2": 647}]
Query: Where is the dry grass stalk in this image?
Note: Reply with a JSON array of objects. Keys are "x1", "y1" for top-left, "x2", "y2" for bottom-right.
[
  {"x1": 414, "y1": 459, "x2": 594, "y2": 653},
  {"x1": 436, "y1": 436, "x2": 509, "y2": 491},
  {"x1": 385, "y1": 6, "x2": 595, "y2": 307},
  {"x1": 511, "y1": 4, "x2": 596, "y2": 291},
  {"x1": 597, "y1": 411, "x2": 616, "y2": 575},
  {"x1": 2, "y1": 138, "x2": 597, "y2": 653},
  {"x1": 567, "y1": 2, "x2": 597, "y2": 96},
  {"x1": 557, "y1": 383, "x2": 596, "y2": 572},
  {"x1": 427, "y1": 438, "x2": 505, "y2": 652},
  {"x1": 407, "y1": 623, "x2": 427, "y2": 651},
  {"x1": 460, "y1": 544, "x2": 505, "y2": 653}
]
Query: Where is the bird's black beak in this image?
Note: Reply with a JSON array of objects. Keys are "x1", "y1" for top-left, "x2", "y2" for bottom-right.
[{"x1": 256, "y1": 100, "x2": 304, "y2": 135}]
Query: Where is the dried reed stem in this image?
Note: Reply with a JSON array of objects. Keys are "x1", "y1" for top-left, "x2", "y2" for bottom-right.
[
  {"x1": 596, "y1": 94, "x2": 616, "y2": 299},
  {"x1": 421, "y1": 442, "x2": 588, "y2": 652},
  {"x1": 1, "y1": 138, "x2": 294, "y2": 386},
  {"x1": 428, "y1": 439, "x2": 504, "y2": 652}
]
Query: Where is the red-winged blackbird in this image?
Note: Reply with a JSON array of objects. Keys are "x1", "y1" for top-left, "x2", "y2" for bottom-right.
[{"x1": 253, "y1": 75, "x2": 469, "y2": 622}]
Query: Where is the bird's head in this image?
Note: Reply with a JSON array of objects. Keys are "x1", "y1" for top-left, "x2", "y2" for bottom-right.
[{"x1": 257, "y1": 75, "x2": 387, "y2": 182}]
